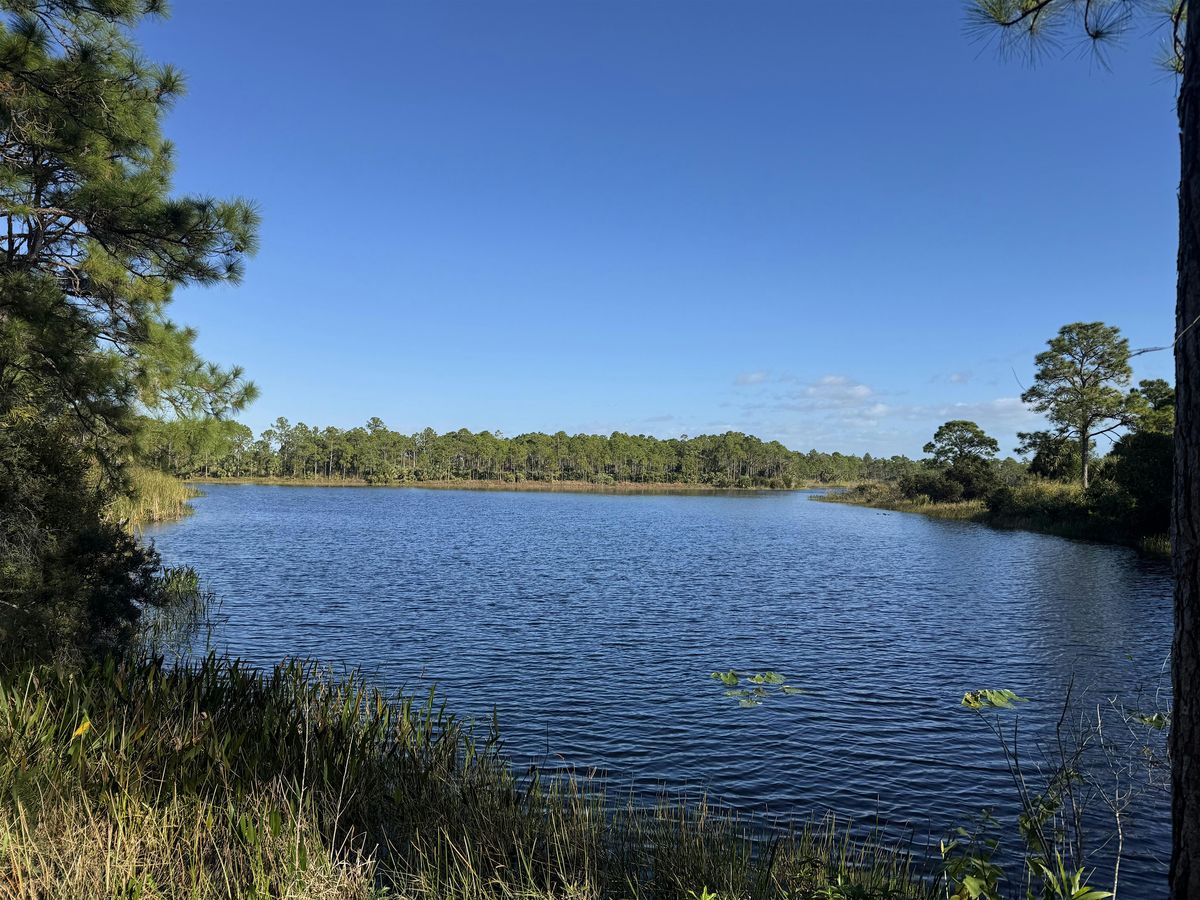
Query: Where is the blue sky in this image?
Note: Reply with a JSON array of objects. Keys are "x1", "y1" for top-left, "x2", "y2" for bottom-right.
[{"x1": 140, "y1": 1, "x2": 1178, "y2": 457}]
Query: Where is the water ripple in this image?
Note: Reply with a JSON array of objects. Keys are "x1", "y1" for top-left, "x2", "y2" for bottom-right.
[{"x1": 146, "y1": 485, "x2": 1173, "y2": 897}]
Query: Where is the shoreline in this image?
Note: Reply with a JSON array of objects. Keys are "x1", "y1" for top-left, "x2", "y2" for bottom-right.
[
  {"x1": 816, "y1": 489, "x2": 1170, "y2": 557},
  {"x1": 185, "y1": 476, "x2": 853, "y2": 495}
]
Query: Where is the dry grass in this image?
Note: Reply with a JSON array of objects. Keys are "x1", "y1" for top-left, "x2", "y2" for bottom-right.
[{"x1": 0, "y1": 789, "x2": 377, "y2": 899}]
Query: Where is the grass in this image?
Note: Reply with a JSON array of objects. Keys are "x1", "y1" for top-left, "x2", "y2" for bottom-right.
[
  {"x1": 816, "y1": 483, "x2": 985, "y2": 522},
  {"x1": 108, "y1": 466, "x2": 199, "y2": 528},
  {"x1": 0, "y1": 654, "x2": 932, "y2": 899}
]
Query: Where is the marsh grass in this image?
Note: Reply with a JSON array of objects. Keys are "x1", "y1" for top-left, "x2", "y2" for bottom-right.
[
  {"x1": 816, "y1": 484, "x2": 986, "y2": 522},
  {"x1": 108, "y1": 467, "x2": 199, "y2": 528},
  {"x1": 0, "y1": 655, "x2": 931, "y2": 899}
]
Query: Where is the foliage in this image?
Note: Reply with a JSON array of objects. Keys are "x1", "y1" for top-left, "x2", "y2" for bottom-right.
[
  {"x1": 840, "y1": 362, "x2": 1171, "y2": 552},
  {"x1": 923, "y1": 421, "x2": 1000, "y2": 466},
  {"x1": 967, "y1": 0, "x2": 1184, "y2": 73},
  {"x1": 1124, "y1": 379, "x2": 1175, "y2": 435},
  {"x1": 0, "y1": 0, "x2": 259, "y2": 440},
  {"x1": 901, "y1": 470, "x2": 966, "y2": 504},
  {"x1": 942, "y1": 681, "x2": 1168, "y2": 900},
  {"x1": 1102, "y1": 430, "x2": 1172, "y2": 539},
  {"x1": 1020, "y1": 324, "x2": 1132, "y2": 488},
  {"x1": 961, "y1": 689, "x2": 1028, "y2": 711},
  {"x1": 1015, "y1": 431, "x2": 1082, "y2": 482},
  {"x1": 0, "y1": 412, "x2": 166, "y2": 663}
]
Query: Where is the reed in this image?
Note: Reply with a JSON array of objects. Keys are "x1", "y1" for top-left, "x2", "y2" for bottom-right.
[{"x1": 108, "y1": 466, "x2": 199, "y2": 528}]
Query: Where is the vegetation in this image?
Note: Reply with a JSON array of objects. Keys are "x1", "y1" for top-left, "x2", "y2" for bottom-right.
[
  {"x1": 0, "y1": 0, "x2": 257, "y2": 662},
  {"x1": 140, "y1": 416, "x2": 918, "y2": 489},
  {"x1": 106, "y1": 466, "x2": 198, "y2": 529},
  {"x1": 923, "y1": 421, "x2": 1000, "y2": 467},
  {"x1": 826, "y1": 322, "x2": 1173, "y2": 554},
  {"x1": 0, "y1": 652, "x2": 930, "y2": 900},
  {"x1": 1020, "y1": 324, "x2": 1133, "y2": 489}
]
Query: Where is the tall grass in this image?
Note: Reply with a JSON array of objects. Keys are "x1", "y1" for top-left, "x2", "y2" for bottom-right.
[
  {"x1": 107, "y1": 466, "x2": 198, "y2": 528},
  {"x1": 0, "y1": 655, "x2": 931, "y2": 899}
]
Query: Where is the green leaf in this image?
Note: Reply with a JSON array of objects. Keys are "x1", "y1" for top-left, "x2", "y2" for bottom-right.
[
  {"x1": 961, "y1": 874, "x2": 987, "y2": 898},
  {"x1": 748, "y1": 672, "x2": 785, "y2": 685},
  {"x1": 711, "y1": 670, "x2": 740, "y2": 687},
  {"x1": 738, "y1": 699, "x2": 762, "y2": 708},
  {"x1": 780, "y1": 686, "x2": 807, "y2": 695},
  {"x1": 962, "y1": 689, "x2": 1029, "y2": 710},
  {"x1": 1132, "y1": 711, "x2": 1169, "y2": 730}
]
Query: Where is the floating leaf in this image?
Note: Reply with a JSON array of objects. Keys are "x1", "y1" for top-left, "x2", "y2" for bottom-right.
[
  {"x1": 748, "y1": 672, "x2": 786, "y2": 685},
  {"x1": 724, "y1": 689, "x2": 750, "y2": 698},
  {"x1": 780, "y1": 686, "x2": 808, "y2": 695},
  {"x1": 738, "y1": 699, "x2": 762, "y2": 708},
  {"x1": 711, "y1": 670, "x2": 740, "y2": 687},
  {"x1": 1132, "y1": 711, "x2": 1169, "y2": 730},
  {"x1": 962, "y1": 689, "x2": 1029, "y2": 710}
]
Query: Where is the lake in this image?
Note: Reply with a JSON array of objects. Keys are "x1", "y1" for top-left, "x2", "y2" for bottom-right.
[{"x1": 146, "y1": 484, "x2": 1173, "y2": 896}]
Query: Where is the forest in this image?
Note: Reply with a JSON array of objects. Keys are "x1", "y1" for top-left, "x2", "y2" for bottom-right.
[{"x1": 139, "y1": 417, "x2": 918, "y2": 487}]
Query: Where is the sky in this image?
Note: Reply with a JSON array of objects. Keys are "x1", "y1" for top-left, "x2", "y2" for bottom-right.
[{"x1": 138, "y1": 0, "x2": 1179, "y2": 458}]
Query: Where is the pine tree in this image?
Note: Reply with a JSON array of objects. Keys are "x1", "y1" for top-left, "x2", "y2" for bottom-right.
[{"x1": 0, "y1": 0, "x2": 258, "y2": 657}]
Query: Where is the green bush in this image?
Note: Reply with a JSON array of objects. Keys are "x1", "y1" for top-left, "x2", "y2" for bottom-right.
[
  {"x1": 0, "y1": 416, "x2": 165, "y2": 664},
  {"x1": 946, "y1": 456, "x2": 999, "y2": 500},
  {"x1": 900, "y1": 470, "x2": 963, "y2": 503},
  {"x1": 1106, "y1": 430, "x2": 1171, "y2": 537}
]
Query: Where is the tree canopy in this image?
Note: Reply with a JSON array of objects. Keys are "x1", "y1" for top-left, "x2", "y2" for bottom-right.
[
  {"x1": 923, "y1": 420, "x2": 1000, "y2": 466},
  {"x1": 1020, "y1": 322, "x2": 1132, "y2": 488}
]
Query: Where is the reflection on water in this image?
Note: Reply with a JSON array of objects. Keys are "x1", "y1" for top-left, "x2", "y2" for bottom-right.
[{"x1": 147, "y1": 485, "x2": 1173, "y2": 895}]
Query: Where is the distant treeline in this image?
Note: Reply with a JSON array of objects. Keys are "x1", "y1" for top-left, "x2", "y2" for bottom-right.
[{"x1": 139, "y1": 417, "x2": 924, "y2": 488}]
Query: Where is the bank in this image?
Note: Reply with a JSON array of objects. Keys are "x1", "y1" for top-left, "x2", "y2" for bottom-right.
[{"x1": 818, "y1": 481, "x2": 1170, "y2": 557}]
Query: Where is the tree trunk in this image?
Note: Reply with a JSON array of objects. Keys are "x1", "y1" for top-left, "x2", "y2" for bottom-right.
[
  {"x1": 1081, "y1": 426, "x2": 1090, "y2": 489},
  {"x1": 1173, "y1": 10, "x2": 1200, "y2": 897}
]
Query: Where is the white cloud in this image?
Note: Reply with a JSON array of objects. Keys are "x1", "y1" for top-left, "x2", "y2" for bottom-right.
[{"x1": 734, "y1": 371, "x2": 769, "y2": 386}]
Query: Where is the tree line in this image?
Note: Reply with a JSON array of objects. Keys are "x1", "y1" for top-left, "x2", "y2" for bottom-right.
[{"x1": 140, "y1": 417, "x2": 924, "y2": 488}]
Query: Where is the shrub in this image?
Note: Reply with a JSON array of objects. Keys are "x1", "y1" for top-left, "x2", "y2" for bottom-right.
[
  {"x1": 900, "y1": 470, "x2": 963, "y2": 503},
  {"x1": 1106, "y1": 430, "x2": 1171, "y2": 537},
  {"x1": 945, "y1": 456, "x2": 998, "y2": 500},
  {"x1": 0, "y1": 417, "x2": 165, "y2": 664}
]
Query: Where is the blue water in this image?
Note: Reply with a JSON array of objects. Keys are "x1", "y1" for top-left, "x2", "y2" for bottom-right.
[{"x1": 146, "y1": 484, "x2": 1173, "y2": 896}]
